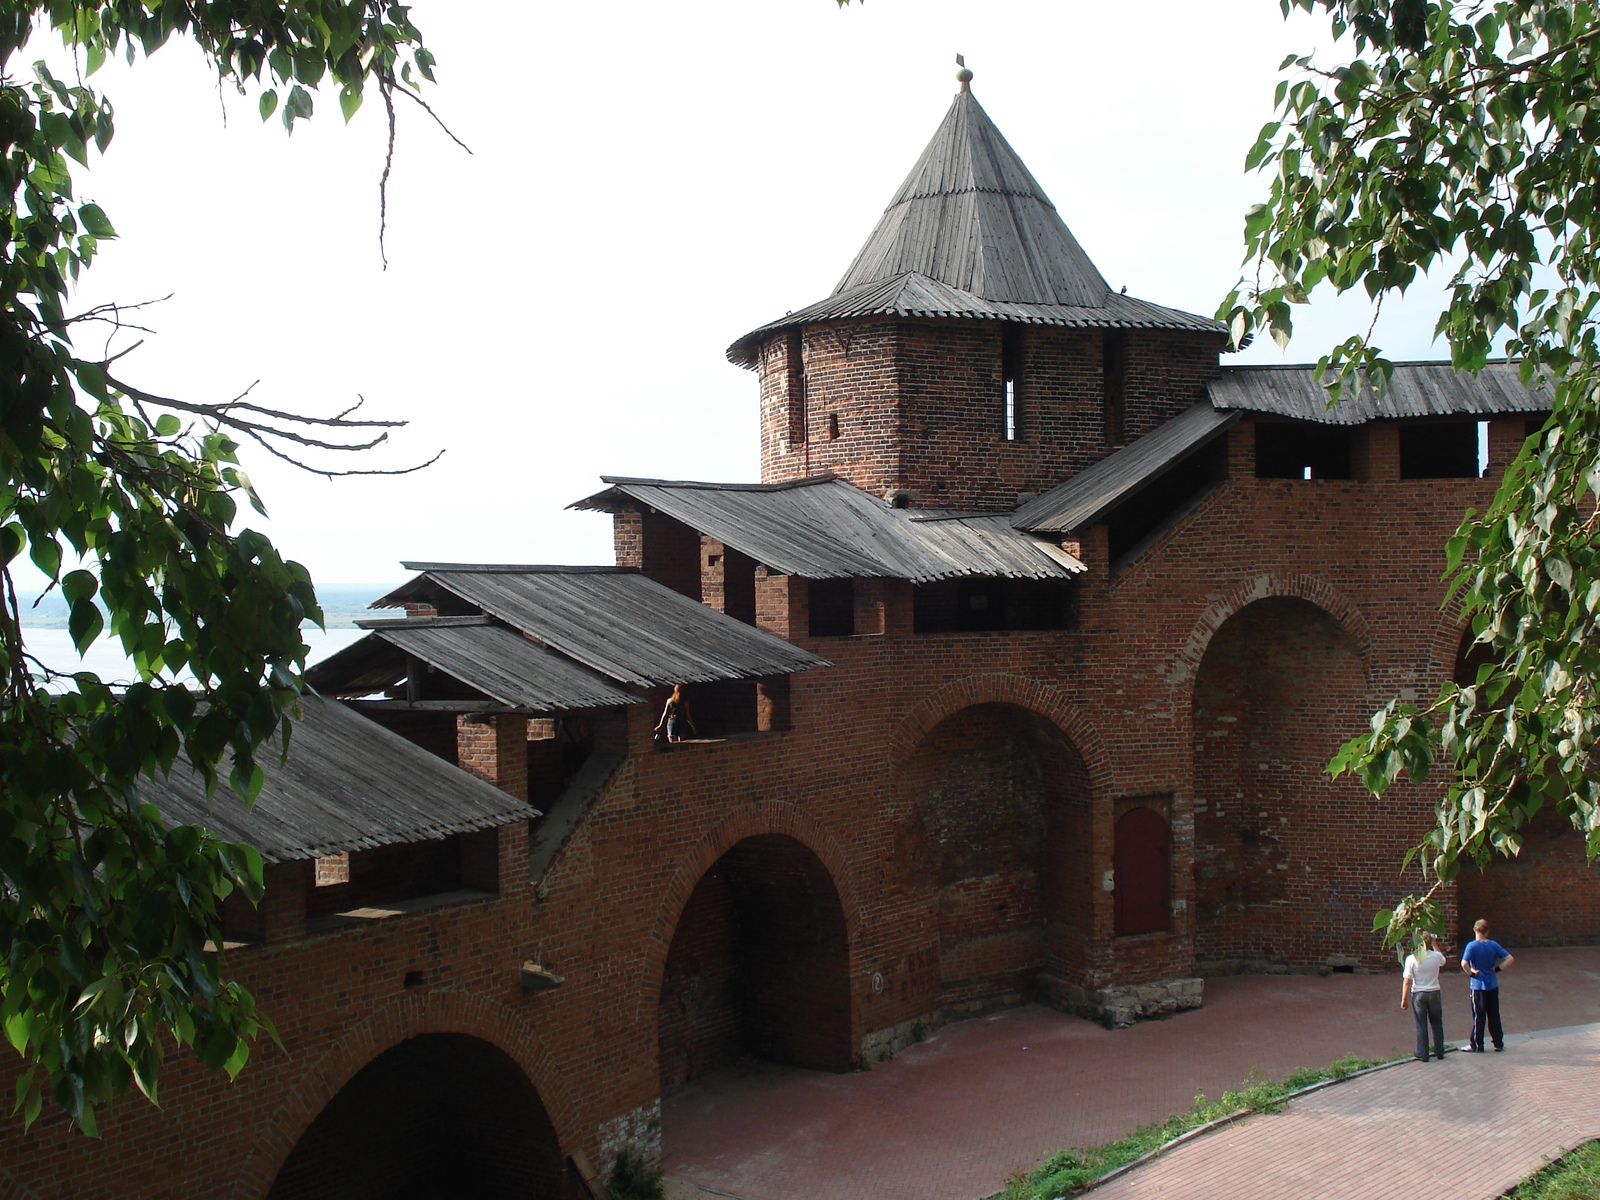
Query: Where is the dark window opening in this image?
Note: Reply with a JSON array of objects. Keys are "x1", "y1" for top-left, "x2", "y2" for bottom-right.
[
  {"x1": 1254, "y1": 421, "x2": 1353, "y2": 480},
  {"x1": 785, "y1": 329, "x2": 806, "y2": 445},
  {"x1": 1400, "y1": 420, "x2": 1479, "y2": 478},
  {"x1": 656, "y1": 677, "x2": 791, "y2": 745},
  {"x1": 827, "y1": 411, "x2": 840, "y2": 440},
  {"x1": 526, "y1": 714, "x2": 596, "y2": 809},
  {"x1": 913, "y1": 577, "x2": 1077, "y2": 633},
  {"x1": 1103, "y1": 330, "x2": 1128, "y2": 447},
  {"x1": 302, "y1": 833, "x2": 496, "y2": 932},
  {"x1": 1002, "y1": 327, "x2": 1025, "y2": 442},
  {"x1": 1106, "y1": 438, "x2": 1227, "y2": 563},
  {"x1": 808, "y1": 578, "x2": 856, "y2": 636},
  {"x1": 1114, "y1": 805, "x2": 1171, "y2": 936}
]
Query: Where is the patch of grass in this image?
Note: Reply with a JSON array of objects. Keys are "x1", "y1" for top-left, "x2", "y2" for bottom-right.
[
  {"x1": 1504, "y1": 1139, "x2": 1600, "y2": 1200},
  {"x1": 993, "y1": 1054, "x2": 1388, "y2": 1200},
  {"x1": 609, "y1": 1150, "x2": 665, "y2": 1200}
]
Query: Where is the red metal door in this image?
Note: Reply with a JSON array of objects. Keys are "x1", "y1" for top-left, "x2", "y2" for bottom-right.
[{"x1": 1114, "y1": 806, "x2": 1171, "y2": 936}]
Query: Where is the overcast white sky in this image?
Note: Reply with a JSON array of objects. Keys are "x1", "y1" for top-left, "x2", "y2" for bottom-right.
[{"x1": 28, "y1": 0, "x2": 1453, "y2": 594}]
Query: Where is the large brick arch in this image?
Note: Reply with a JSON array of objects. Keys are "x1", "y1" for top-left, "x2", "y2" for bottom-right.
[
  {"x1": 1168, "y1": 573, "x2": 1376, "y2": 698},
  {"x1": 889, "y1": 673, "x2": 1112, "y2": 796},
  {"x1": 643, "y1": 802, "x2": 864, "y2": 1001},
  {"x1": 234, "y1": 989, "x2": 574, "y2": 1200},
  {"x1": 1423, "y1": 597, "x2": 1472, "y2": 693}
]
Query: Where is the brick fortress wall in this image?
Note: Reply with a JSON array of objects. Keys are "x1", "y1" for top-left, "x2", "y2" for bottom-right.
[{"x1": 5, "y1": 416, "x2": 1585, "y2": 1197}]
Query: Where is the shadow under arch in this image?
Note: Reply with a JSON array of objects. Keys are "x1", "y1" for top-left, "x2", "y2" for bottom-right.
[
  {"x1": 898, "y1": 700, "x2": 1095, "y2": 1008},
  {"x1": 657, "y1": 833, "x2": 852, "y2": 1091},
  {"x1": 1170, "y1": 573, "x2": 1375, "y2": 702},
  {"x1": 265, "y1": 1033, "x2": 566, "y2": 1200},
  {"x1": 1190, "y1": 592, "x2": 1385, "y2": 969}
]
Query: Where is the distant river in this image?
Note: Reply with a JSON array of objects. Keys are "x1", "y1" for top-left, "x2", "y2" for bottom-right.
[{"x1": 20, "y1": 626, "x2": 368, "y2": 688}]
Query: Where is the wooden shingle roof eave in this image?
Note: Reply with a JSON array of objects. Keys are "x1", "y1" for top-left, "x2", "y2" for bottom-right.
[
  {"x1": 1012, "y1": 403, "x2": 1239, "y2": 534},
  {"x1": 375, "y1": 565, "x2": 830, "y2": 688},
  {"x1": 1208, "y1": 360, "x2": 1553, "y2": 425},
  {"x1": 574, "y1": 476, "x2": 1083, "y2": 583},
  {"x1": 726, "y1": 273, "x2": 1222, "y2": 368},
  {"x1": 143, "y1": 696, "x2": 537, "y2": 865},
  {"x1": 306, "y1": 618, "x2": 644, "y2": 713}
]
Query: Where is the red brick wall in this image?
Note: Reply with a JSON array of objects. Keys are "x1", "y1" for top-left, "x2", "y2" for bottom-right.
[
  {"x1": 1459, "y1": 808, "x2": 1600, "y2": 947},
  {"x1": 756, "y1": 320, "x2": 1223, "y2": 510},
  {"x1": 657, "y1": 835, "x2": 851, "y2": 1089},
  {"x1": 8, "y1": 413, "x2": 1573, "y2": 1197},
  {"x1": 1191, "y1": 596, "x2": 1387, "y2": 968},
  {"x1": 898, "y1": 703, "x2": 1092, "y2": 1007}
]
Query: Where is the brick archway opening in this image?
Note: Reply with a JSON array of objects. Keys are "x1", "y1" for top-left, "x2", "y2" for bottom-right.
[
  {"x1": 265, "y1": 1033, "x2": 567, "y2": 1200},
  {"x1": 901, "y1": 703, "x2": 1092, "y2": 1007},
  {"x1": 1192, "y1": 596, "x2": 1384, "y2": 970},
  {"x1": 658, "y1": 834, "x2": 851, "y2": 1091}
]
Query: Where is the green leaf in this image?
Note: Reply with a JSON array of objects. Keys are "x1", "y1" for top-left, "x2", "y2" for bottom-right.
[
  {"x1": 258, "y1": 90, "x2": 278, "y2": 122},
  {"x1": 78, "y1": 203, "x2": 115, "y2": 238}
]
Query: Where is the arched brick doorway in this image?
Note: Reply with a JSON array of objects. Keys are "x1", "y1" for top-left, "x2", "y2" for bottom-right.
[
  {"x1": 901, "y1": 703, "x2": 1092, "y2": 1008},
  {"x1": 266, "y1": 1033, "x2": 566, "y2": 1200},
  {"x1": 1451, "y1": 628, "x2": 1600, "y2": 946},
  {"x1": 658, "y1": 834, "x2": 851, "y2": 1090},
  {"x1": 1192, "y1": 596, "x2": 1380, "y2": 969}
]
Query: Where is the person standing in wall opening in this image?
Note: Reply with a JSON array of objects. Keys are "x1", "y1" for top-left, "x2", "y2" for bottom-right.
[
  {"x1": 655, "y1": 685, "x2": 697, "y2": 744},
  {"x1": 1400, "y1": 932, "x2": 1448, "y2": 1062},
  {"x1": 1461, "y1": 918, "x2": 1514, "y2": 1052}
]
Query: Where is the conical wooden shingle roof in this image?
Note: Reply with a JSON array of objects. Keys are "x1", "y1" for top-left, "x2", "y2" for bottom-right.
[
  {"x1": 728, "y1": 85, "x2": 1218, "y2": 367},
  {"x1": 834, "y1": 89, "x2": 1109, "y2": 307}
]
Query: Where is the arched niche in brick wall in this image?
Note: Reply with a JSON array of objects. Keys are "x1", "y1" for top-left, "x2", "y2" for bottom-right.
[
  {"x1": 657, "y1": 834, "x2": 852, "y2": 1091},
  {"x1": 1191, "y1": 595, "x2": 1397, "y2": 971},
  {"x1": 264, "y1": 1033, "x2": 566, "y2": 1200},
  {"x1": 897, "y1": 702, "x2": 1094, "y2": 1010}
]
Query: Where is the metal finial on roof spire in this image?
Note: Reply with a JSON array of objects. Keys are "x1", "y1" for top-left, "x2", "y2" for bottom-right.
[{"x1": 956, "y1": 54, "x2": 972, "y2": 92}]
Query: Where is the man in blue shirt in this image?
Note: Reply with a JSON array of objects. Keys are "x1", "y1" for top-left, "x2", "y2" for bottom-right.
[{"x1": 1461, "y1": 918, "x2": 1515, "y2": 1052}]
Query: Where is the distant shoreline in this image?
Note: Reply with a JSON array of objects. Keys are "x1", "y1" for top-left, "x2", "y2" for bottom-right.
[{"x1": 14, "y1": 583, "x2": 399, "y2": 631}]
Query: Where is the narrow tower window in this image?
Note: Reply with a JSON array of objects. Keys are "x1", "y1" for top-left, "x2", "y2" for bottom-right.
[
  {"x1": 1001, "y1": 327, "x2": 1025, "y2": 442},
  {"x1": 1104, "y1": 331, "x2": 1128, "y2": 447},
  {"x1": 785, "y1": 329, "x2": 806, "y2": 445}
]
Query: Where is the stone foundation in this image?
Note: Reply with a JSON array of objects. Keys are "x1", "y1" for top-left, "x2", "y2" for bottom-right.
[
  {"x1": 859, "y1": 993, "x2": 1027, "y2": 1064},
  {"x1": 1039, "y1": 973, "x2": 1204, "y2": 1028}
]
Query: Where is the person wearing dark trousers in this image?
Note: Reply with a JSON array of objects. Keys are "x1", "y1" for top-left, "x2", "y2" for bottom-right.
[
  {"x1": 1461, "y1": 918, "x2": 1515, "y2": 1052},
  {"x1": 1401, "y1": 932, "x2": 1447, "y2": 1061}
]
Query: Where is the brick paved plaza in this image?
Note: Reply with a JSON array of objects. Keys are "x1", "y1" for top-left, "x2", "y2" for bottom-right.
[{"x1": 663, "y1": 947, "x2": 1600, "y2": 1200}]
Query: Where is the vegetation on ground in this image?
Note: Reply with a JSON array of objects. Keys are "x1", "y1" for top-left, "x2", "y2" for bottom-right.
[
  {"x1": 609, "y1": 1149, "x2": 666, "y2": 1200},
  {"x1": 1505, "y1": 1139, "x2": 1600, "y2": 1200},
  {"x1": 993, "y1": 1054, "x2": 1388, "y2": 1199}
]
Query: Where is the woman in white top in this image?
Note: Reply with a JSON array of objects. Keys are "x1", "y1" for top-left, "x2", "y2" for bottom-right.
[{"x1": 1401, "y1": 932, "x2": 1448, "y2": 1061}]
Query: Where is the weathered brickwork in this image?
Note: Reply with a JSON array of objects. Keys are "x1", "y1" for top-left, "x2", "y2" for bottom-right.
[
  {"x1": 759, "y1": 320, "x2": 1223, "y2": 510},
  {"x1": 2, "y1": 324, "x2": 1575, "y2": 1196}
]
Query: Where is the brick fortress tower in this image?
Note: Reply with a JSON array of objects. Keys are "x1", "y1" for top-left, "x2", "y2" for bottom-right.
[{"x1": 728, "y1": 67, "x2": 1227, "y2": 512}]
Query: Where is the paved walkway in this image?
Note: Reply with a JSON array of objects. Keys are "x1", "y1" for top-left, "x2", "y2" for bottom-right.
[
  {"x1": 661, "y1": 947, "x2": 1600, "y2": 1200},
  {"x1": 1093, "y1": 1023, "x2": 1600, "y2": 1200}
]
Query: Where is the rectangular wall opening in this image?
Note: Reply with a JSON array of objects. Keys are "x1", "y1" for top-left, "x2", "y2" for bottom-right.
[
  {"x1": 1254, "y1": 421, "x2": 1354, "y2": 480},
  {"x1": 1400, "y1": 420, "x2": 1480, "y2": 478},
  {"x1": 304, "y1": 834, "x2": 491, "y2": 931},
  {"x1": 808, "y1": 579, "x2": 856, "y2": 637},
  {"x1": 1002, "y1": 327, "x2": 1025, "y2": 442},
  {"x1": 913, "y1": 578, "x2": 1077, "y2": 633}
]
